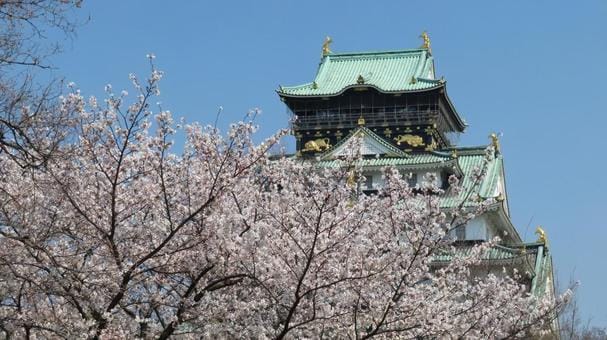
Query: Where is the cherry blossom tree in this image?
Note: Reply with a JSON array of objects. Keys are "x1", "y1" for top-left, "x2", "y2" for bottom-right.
[
  {"x1": 0, "y1": 0, "x2": 84, "y2": 168},
  {"x1": 0, "y1": 61, "x2": 570, "y2": 339}
]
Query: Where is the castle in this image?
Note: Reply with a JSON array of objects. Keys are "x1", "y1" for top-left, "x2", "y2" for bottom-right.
[{"x1": 277, "y1": 34, "x2": 556, "y2": 318}]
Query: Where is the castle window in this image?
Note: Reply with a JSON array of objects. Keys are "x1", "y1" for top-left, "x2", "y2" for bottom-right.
[
  {"x1": 455, "y1": 225, "x2": 466, "y2": 240},
  {"x1": 441, "y1": 172, "x2": 450, "y2": 190},
  {"x1": 362, "y1": 175, "x2": 378, "y2": 195},
  {"x1": 364, "y1": 175, "x2": 373, "y2": 190},
  {"x1": 406, "y1": 172, "x2": 418, "y2": 188}
]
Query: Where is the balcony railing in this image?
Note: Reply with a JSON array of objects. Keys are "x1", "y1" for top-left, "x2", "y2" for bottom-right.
[{"x1": 290, "y1": 106, "x2": 440, "y2": 131}]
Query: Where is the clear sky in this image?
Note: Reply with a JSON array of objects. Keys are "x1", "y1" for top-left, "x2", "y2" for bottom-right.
[{"x1": 48, "y1": 0, "x2": 607, "y2": 328}]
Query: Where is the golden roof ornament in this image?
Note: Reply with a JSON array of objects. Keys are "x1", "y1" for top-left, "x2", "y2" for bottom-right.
[
  {"x1": 394, "y1": 134, "x2": 424, "y2": 147},
  {"x1": 489, "y1": 132, "x2": 501, "y2": 154},
  {"x1": 302, "y1": 138, "x2": 331, "y2": 153},
  {"x1": 357, "y1": 115, "x2": 366, "y2": 126},
  {"x1": 535, "y1": 226, "x2": 548, "y2": 245},
  {"x1": 419, "y1": 31, "x2": 432, "y2": 54},
  {"x1": 346, "y1": 171, "x2": 356, "y2": 187},
  {"x1": 322, "y1": 36, "x2": 332, "y2": 57}
]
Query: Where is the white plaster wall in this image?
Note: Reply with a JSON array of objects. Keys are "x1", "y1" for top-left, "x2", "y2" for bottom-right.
[
  {"x1": 360, "y1": 169, "x2": 510, "y2": 243},
  {"x1": 361, "y1": 170, "x2": 444, "y2": 190},
  {"x1": 449, "y1": 215, "x2": 499, "y2": 241},
  {"x1": 465, "y1": 216, "x2": 488, "y2": 240},
  {"x1": 361, "y1": 171, "x2": 384, "y2": 190}
]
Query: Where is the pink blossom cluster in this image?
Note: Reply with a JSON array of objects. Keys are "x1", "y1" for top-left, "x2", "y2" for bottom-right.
[{"x1": 0, "y1": 65, "x2": 569, "y2": 339}]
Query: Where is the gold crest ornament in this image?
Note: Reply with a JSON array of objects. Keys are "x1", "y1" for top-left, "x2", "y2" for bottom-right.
[
  {"x1": 322, "y1": 36, "x2": 332, "y2": 56},
  {"x1": 302, "y1": 138, "x2": 331, "y2": 152},
  {"x1": 346, "y1": 172, "x2": 357, "y2": 187},
  {"x1": 419, "y1": 31, "x2": 431, "y2": 54},
  {"x1": 489, "y1": 132, "x2": 501, "y2": 153},
  {"x1": 535, "y1": 226, "x2": 548, "y2": 245},
  {"x1": 394, "y1": 134, "x2": 425, "y2": 147}
]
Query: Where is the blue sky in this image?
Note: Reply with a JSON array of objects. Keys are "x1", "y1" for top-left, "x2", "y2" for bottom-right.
[{"x1": 49, "y1": 0, "x2": 606, "y2": 328}]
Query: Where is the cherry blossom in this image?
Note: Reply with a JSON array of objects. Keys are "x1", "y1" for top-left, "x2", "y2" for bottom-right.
[{"x1": 0, "y1": 64, "x2": 569, "y2": 339}]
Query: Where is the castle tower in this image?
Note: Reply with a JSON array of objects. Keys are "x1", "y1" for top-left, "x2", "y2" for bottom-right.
[
  {"x1": 278, "y1": 40, "x2": 465, "y2": 155},
  {"x1": 277, "y1": 35, "x2": 557, "y2": 327}
]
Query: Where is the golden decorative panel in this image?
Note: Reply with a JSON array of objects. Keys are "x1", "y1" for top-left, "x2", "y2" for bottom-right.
[
  {"x1": 394, "y1": 134, "x2": 425, "y2": 147},
  {"x1": 302, "y1": 138, "x2": 331, "y2": 152}
]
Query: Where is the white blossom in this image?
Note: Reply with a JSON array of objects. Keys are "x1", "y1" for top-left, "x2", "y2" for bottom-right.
[{"x1": 0, "y1": 66, "x2": 569, "y2": 339}]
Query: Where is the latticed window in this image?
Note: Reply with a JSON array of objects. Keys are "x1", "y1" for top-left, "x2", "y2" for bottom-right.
[
  {"x1": 406, "y1": 172, "x2": 417, "y2": 188},
  {"x1": 362, "y1": 175, "x2": 378, "y2": 195},
  {"x1": 364, "y1": 175, "x2": 373, "y2": 190}
]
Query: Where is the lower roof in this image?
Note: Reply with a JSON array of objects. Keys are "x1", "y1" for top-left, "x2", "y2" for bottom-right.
[
  {"x1": 316, "y1": 145, "x2": 503, "y2": 210},
  {"x1": 432, "y1": 242, "x2": 554, "y2": 298}
]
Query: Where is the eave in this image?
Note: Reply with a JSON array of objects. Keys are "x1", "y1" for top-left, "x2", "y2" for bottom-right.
[{"x1": 277, "y1": 81, "x2": 444, "y2": 99}]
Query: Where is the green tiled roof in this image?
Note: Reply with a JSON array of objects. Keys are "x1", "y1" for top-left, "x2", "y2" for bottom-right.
[
  {"x1": 531, "y1": 245, "x2": 553, "y2": 298},
  {"x1": 278, "y1": 49, "x2": 442, "y2": 97},
  {"x1": 432, "y1": 243, "x2": 554, "y2": 299},
  {"x1": 316, "y1": 146, "x2": 502, "y2": 209},
  {"x1": 317, "y1": 154, "x2": 452, "y2": 169},
  {"x1": 479, "y1": 157, "x2": 502, "y2": 198},
  {"x1": 441, "y1": 151, "x2": 501, "y2": 209},
  {"x1": 433, "y1": 244, "x2": 536, "y2": 264}
]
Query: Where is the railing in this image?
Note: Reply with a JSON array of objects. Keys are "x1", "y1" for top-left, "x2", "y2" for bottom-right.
[{"x1": 291, "y1": 106, "x2": 440, "y2": 131}]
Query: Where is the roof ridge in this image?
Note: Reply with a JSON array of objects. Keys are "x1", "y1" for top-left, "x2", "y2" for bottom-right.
[
  {"x1": 415, "y1": 77, "x2": 440, "y2": 83},
  {"x1": 442, "y1": 145, "x2": 490, "y2": 153},
  {"x1": 429, "y1": 150, "x2": 456, "y2": 158},
  {"x1": 492, "y1": 244, "x2": 522, "y2": 252},
  {"x1": 327, "y1": 48, "x2": 427, "y2": 57}
]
